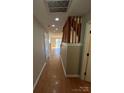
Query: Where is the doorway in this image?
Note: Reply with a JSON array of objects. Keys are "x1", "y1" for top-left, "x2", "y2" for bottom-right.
[{"x1": 55, "y1": 39, "x2": 61, "y2": 48}]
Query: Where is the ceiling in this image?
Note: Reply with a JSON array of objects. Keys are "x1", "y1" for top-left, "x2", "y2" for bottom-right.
[{"x1": 33, "y1": 0, "x2": 91, "y2": 33}]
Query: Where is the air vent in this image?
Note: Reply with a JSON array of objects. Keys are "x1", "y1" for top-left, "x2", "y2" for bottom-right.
[
  {"x1": 49, "y1": 7, "x2": 67, "y2": 12},
  {"x1": 47, "y1": 0, "x2": 70, "y2": 12}
]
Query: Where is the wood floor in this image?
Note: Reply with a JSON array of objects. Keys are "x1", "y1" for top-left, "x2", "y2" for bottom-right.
[{"x1": 34, "y1": 48, "x2": 91, "y2": 93}]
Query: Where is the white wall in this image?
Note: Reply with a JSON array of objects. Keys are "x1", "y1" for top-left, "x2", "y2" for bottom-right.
[{"x1": 33, "y1": 17, "x2": 47, "y2": 87}]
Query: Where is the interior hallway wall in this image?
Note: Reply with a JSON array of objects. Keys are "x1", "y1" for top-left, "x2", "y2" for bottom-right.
[{"x1": 33, "y1": 16, "x2": 47, "y2": 87}]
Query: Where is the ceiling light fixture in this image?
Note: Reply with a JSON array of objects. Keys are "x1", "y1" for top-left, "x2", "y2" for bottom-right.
[
  {"x1": 55, "y1": 28, "x2": 58, "y2": 30},
  {"x1": 55, "y1": 17, "x2": 59, "y2": 21},
  {"x1": 52, "y1": 24, "x2": 55, "y2": 27}
]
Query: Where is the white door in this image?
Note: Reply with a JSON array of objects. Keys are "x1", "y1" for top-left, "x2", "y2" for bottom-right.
[
  {"x1": 81, "y1": 22, "x2": 91, "y2": 82},
  {"x1": 84, "y1": 36, "x2": 91, "y2": 81}
]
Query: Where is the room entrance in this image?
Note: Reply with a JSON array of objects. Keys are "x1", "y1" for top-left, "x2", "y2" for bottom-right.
[{"x1": 55, "y1": 39, "x2": 61, "y2": 48}]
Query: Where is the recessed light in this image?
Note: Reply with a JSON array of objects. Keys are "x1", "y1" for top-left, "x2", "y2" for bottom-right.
[
  {"x1": 55, "y1": 28, "x2": 58, "y2": 30},
  {"x1": 52, "y1": 24, "x2": 55, "y2": 27},
  {"x1": 55, "y1": 17, "x2": 59, "y2": 21},
  {"x1": 55, "y1": 81, "x2": 59, "y2": 85}
]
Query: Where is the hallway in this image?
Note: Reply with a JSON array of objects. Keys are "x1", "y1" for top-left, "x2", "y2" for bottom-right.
[{"x1": 34, "y1": 48, "x2": 91, "y2": 93}]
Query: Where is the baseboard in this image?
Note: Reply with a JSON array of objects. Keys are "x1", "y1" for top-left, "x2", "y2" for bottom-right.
[
  {"x1": 33, "y1": 62, "x2": 46, "y2": 90},
  {"x1": 60, "y1": 56, "x2": 66, "y2": 77}
]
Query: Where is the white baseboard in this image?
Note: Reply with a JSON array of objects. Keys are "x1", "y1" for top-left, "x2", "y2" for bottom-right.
[
  {"x1": 33, "y1": 62, "x2": 46, "y2": 90},
  {"x1": 60, "y1": 56, "x2": 66, "y2": 77}
]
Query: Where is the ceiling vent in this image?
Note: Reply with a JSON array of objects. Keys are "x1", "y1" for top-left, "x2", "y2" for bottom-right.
[{"x1": 47, "y1": 0, "x2": 70, "y2": 12}]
